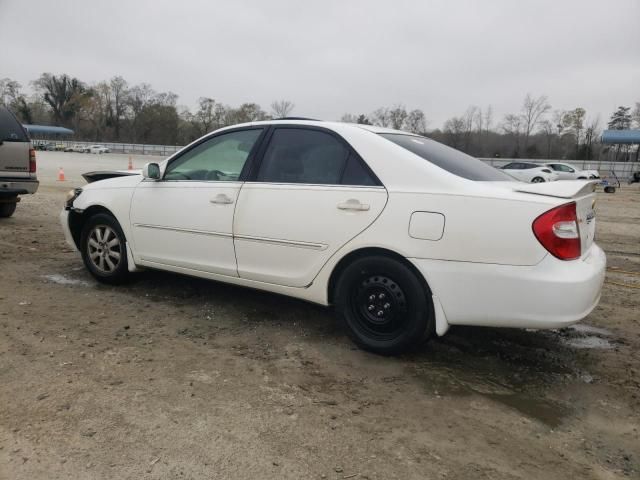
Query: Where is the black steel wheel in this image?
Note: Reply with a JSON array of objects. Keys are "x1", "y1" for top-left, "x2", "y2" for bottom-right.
[{"x1": 334, "y1": 255, "x2": 434, "y2": 355}]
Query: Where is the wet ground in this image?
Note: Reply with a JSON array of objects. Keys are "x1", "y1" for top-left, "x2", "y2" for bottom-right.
[{"x1": 0, "y1": 153, "x2": 639, "y2": 479}]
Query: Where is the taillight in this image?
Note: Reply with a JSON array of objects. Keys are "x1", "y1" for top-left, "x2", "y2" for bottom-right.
[
  {"x1": 532, "y1": 202, "x2": 581, "y2": 260},
  {"x1": 29, "y1": 148, "x2": 37, "y2": 173}
]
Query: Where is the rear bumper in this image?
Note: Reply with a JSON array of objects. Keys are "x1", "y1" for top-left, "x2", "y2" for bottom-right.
[
  {"x1": 0, "y1": 178, "x2": 39, "y2": 196},
  {"x1": 410, "y1": 244, "x2": 606, "y2": 330}
]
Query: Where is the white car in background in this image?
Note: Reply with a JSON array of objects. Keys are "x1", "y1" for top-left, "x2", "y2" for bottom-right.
[
  {"x1": 60, "y1": 120, "x2": 605, "y2": 355},
  {"x1": 88, "y1": 145, "x2": 109, "y2": 154},
  {"x1": 500, "y1": 162, "x2": 559, "y2": 183},
  {"x1": 545, "y1": 162, "x2": 600, "y2": 180},
  {"x1": 66, "y1": 144, "x2": 90, "y2": 153}
]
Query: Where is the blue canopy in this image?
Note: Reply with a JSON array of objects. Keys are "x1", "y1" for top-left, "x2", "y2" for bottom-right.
[
  {"x1": 601, "y1": 129, "x2": 640, "y2": 144},
  {"x1": 22, "y1": 124, "x2": 74, "y2": 136}
]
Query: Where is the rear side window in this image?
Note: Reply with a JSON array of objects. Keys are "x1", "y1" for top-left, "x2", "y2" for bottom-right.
[
  {"x1": 380, "y1": 133, "x2": 510, "y2": 181},
  {"x1": 0, "y1": 107, "x2": 28, "y2": 142},
  {"x1": 257, "y1": 128, "x2": 378, "y2": 186}
]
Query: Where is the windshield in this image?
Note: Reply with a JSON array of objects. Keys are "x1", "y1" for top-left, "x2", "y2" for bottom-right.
[{"x1": 379, "y1": 133, "x2": 510, "y2": 181}]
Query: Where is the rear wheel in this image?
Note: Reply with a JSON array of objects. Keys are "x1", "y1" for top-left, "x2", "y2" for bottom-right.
[
  {"x1": 334, "y1": 256, "x2": 433, "y2": 355},
  {"x1": 0, "y1": 201, "x2": 17, "y2": 218},
  {"x1": 531, "y1": 176, "x2": 545, "y2": 183},
  {"x1": 80, "y1": 213, "x2": 129, "y2": 284}
]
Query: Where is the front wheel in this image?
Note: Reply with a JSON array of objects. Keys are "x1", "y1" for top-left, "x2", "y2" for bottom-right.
[
  {"x1": 0, "y1": 201, "x2": 17, "y2": 218},
  {"x1": 334, "y1": 256, "x2": 434, "y2": 355},
  {"x1": 80, "y1": 213, "x2": 129, "y2": 284},
  {"x1": 531, "y1": 176, "x2": 545, "y2": 183}
]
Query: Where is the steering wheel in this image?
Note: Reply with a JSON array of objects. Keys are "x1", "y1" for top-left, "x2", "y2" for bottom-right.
[{"x1": 205, "y1": 169, "x2": 225, "y2": 181}]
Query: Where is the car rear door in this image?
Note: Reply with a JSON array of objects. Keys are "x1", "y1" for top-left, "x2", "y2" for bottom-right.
[
  {"x1": 233, "y1": 126, "x2": 388, "y2": 287},
  {"x1": 129, "y1": 127, "x2": 265, "y2": 277},
  {"x1": 0, "y1": 107, "x2": 31, "y2": 180}
]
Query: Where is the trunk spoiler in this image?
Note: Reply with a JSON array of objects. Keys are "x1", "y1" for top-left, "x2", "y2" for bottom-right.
[
  {"x1": 82, "y1": 170, "x2": 141, "y2": 183},
  {"x1": 513, "y1": 180, "x2": 597, "y2": 199}
]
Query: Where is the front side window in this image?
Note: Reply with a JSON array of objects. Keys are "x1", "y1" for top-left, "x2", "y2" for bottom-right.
[
  {"x1": 165, "y1": 128, "x2": 263, "y2": 181},
  {"x1": 380, "y1": 133, "x2": 511, "y2": 181}
]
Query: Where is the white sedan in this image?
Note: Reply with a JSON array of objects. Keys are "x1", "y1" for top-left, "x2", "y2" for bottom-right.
[
  {"x1": 60, "y1": 120, "x2": 605, "y2": 354},
  {"x1": 500, "y1": 162, "x2": 559, "y2": 183},
  {"x1": 545, "y1": 162, "x2": 600, "y2": 180},
  {"x1": 88, "y1": 145, "x2": 109, "y2": 154}
]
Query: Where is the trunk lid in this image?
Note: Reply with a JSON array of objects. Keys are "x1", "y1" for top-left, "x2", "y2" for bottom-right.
[{"x1": 514, "y1": 180, "x2": 597, "y2": 256}]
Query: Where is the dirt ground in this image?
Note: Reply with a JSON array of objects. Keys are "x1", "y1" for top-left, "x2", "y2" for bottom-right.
[{"x1": 1, "y1": 170, "x2": 639, "y2": 479}]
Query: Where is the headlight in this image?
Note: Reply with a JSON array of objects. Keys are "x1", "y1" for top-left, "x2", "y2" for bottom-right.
[{"x1": 65, "y1": 188, "x2": 82, "y2": 209}]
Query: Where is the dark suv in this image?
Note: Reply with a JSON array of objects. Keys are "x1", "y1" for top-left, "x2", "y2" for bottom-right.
[{"x1": 0, "y1": 106, "x2": 38, "y2": 217}]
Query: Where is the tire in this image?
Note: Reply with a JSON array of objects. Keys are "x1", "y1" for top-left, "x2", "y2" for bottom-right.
[
  {"x1": 80, "y1": 213, "x2": 129, "y2": 284},
  {"x1": 334, "y1": 256, "x2": 434, "y2": 355},
  {"x1": 0, "y1": 202, "x2": 17, "y2": 218},
  {"x1": 577, "y1": 177, "x2": 586, "y2": 180},
  {"x1": 531, "y1": 176, "x2": 545, "y2": 183}
]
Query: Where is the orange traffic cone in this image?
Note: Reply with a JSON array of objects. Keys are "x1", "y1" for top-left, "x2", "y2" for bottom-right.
[
  {"x1": 57, "y1": 167, "x2": 65, "y2": 182},
  {"x1": 127, "y1": 156, "x2": 133, "y2": 170}
]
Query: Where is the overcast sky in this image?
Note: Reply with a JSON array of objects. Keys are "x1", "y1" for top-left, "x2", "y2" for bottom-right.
[{"x1": 1, "y1": 0, "x2": 638, "y2": 127}]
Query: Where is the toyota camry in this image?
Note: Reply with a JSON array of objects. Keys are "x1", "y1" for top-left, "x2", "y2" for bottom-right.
[{"x1": 60, "y1": 119, "x2": 606, "y2": 354}]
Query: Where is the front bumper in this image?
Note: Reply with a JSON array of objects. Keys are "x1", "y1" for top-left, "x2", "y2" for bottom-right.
[
  {"x1": 0, "y1": 178, "x2": 39, "y2": 196},
  {"x1": 60, "y1": 209, "x2": 78, "y2": 251},
  {"x1": 411, "y1": 244, "x2": 606, "y2": 330}
]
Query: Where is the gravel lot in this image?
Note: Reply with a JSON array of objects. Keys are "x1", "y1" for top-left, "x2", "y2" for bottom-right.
[{"x1": 1, "y1": 152, "x2": 639, "y2": 479}]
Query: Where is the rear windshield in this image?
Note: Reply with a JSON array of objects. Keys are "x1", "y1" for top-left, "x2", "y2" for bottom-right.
[
  {"x1": 379, "y1": 133, "x2": 510, "y2": 181},
  {"x1": 0, "y1": 107, "x2": 29, "y2": 142}
]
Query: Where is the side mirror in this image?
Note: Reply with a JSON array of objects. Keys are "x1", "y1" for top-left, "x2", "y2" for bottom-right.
[{"x1": 142, "y1": 162, "x2": 161, "y2": 180}]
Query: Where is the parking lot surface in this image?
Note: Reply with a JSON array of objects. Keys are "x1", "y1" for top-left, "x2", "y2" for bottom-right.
[{"x1": 1, "y1": 152, "x2": 639, "y2": 479}]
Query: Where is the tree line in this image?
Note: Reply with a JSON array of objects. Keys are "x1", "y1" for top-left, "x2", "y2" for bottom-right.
[
  {"x1": 342, "y1": 98, "x2": 640, "y2": 161},
  {"x1": 1, "y1": 74, "x2": 638, "y2": 160}
]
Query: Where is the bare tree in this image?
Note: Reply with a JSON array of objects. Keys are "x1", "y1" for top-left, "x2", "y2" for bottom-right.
[
  {"x1": 388, "y1": 105, "x2": 408, "y2": 130},
  {"x1": 521, "y1": 94, "x2": 551, "y2": 149},
  {"x1": 270, "y1": 100, "x2": 294, "y2": 118},
  {"x1": 461, "y1": 106, "x2": 479, "y2": 152},
  {"x1": 502, "y1": 113, "x2": 523, "y2": 157},
  {"x1": 538, "y1": 119, "x2": 555, "y2": 159},
  {"x1": 443, "y1": 116, "x2": 465, "y2": 149},
  {"x1": 483, "y1": 105, "x2": 493, "y2": 136},
  {"x1": 0, "y1": 78, "x2": 22, "y2": 107},
  {"x1": 562, "y1": 107, "x2": 586, "y2": 159},
  {"x1": 340, "y1": 113, "x2": 358, "y2": 123},
  {"x1": 194, "y1": 97, "x2": 217, "y2": 134},
  {"x1": 633, "y1": 102, "x2": 640, "y2": 128},
  {"x1": 583, "y1": 115, "x2": 601, "y2": 160},
  {"x1": 405, "y1": 109, "x2": 427, "y2": 134},
  {"x1": 371, "y1": 107, "x2": 390, "y2": 127},
  {"x1": 109, "y1": 76, "x2": 128, "y2": 141}
]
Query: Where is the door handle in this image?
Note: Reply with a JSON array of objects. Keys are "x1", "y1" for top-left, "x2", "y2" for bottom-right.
[
  {"x1": 210, "y1": 194, "x2": 234, "y2": 205},
  {"x1": 337, "y1": 199, "x2": 370, "y2": 211}
]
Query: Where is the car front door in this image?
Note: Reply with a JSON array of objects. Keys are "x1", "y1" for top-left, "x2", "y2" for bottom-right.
[
  {"x1": 129, "y1": 127, "x2": 264, "y2": 276},
  {"x1": 548, "y1": 163, "x2": 575, "y2": 179},
  {"x1": 504, "y1": 163, "x2": 525, "y2": 181},
  {"x1": 233, "y1": 126, "x2": 388, "y2": 287}
]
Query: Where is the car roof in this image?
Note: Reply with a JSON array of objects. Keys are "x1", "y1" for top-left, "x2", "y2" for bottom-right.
[{"x1": 220, "y1": 119, "x2": 412, "y2": 136}]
